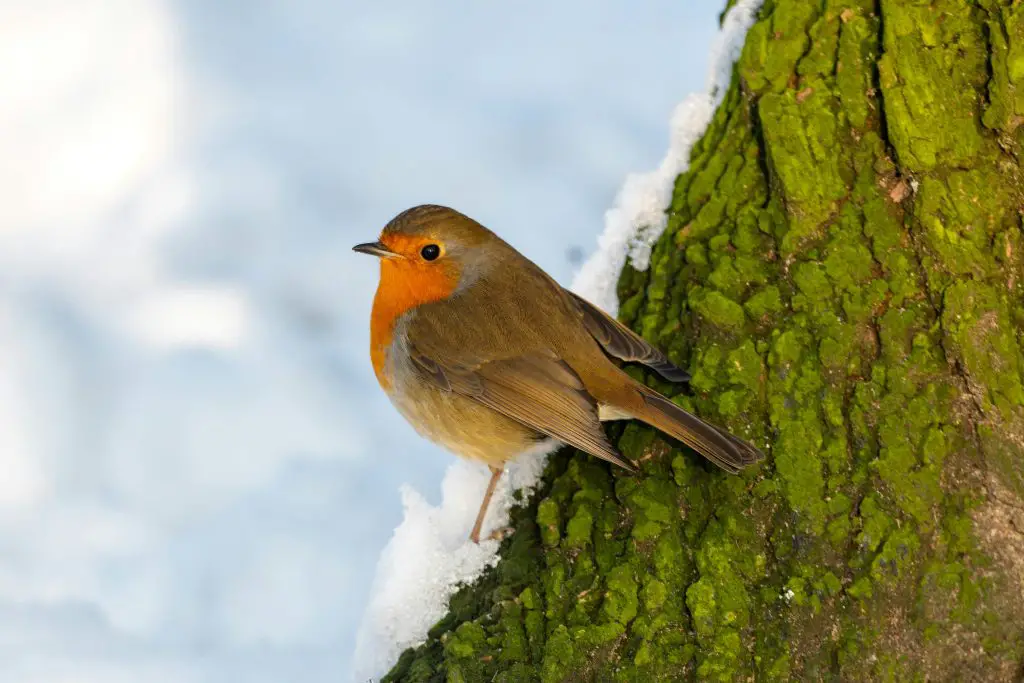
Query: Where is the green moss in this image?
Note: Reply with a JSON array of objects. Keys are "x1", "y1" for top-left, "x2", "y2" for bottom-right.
[
  {"x1": 824, "y1": 237, "x2": 874, "y2": 292},
  {"x1": 740, "y1": 1, "x2": 819, "y2": 93},
  {"x1": 877, "y1": 0, "x2": 990, "y2": 171},
  {"x1": 685, "y1": 242, "x2": 708, "y2": 267},
  {"x1": 847, "y1": 576, "x2": 873, "y2": 600},
  {"x1": 759, "y1": 87, "x2": 849, "y2": 249},
  {"x1": 603, "y1": 564, "x2": 640, "y2": 626},
  {"x1": 913, "y1": 170, "x2": 1019, "y2": 294},
  {"x1": 982, "y1": 5, "x2": 1024, "y2": 133},
  {"x1": 940, "y1": 280, "x2": 1024, "y2": 497},
  {"x1": 443, "y1": 622, "x2": 489, "y2": 682},
  {"x1": 941, "y1": 282, "x2": 1024, "y2": 413},
  {"x1": 857, "y1": 494, "x2": 894, "y2": 555},
  {"x1": 870, "y1": 527, "x2": 921, "y2": 583},
  {"x1": 540, "y1": 625, "x2": 574, "y2": 682},
  {"x1": 622, "y1": 478, "x2": 676, "y2": 541},
  {"x1": 744, "y1": 284, "x2": 784, "y2": 321},
  {"x1": 690, "y1": 288, "x2": 746, "y2": 332},
  {"x1": 565, "y1": 504, "x2": 594, "y2": 549},
  {"x1": 536, "y1": 498, "x2": 561, "y2": 548},
  {"x1": 836, "y1": 12, "x2": 878, "y2": 129}
]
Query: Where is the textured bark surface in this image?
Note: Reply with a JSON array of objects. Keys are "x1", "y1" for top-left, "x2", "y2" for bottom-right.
[{"x1": 382, "y1": 1, "x2": 1024, "y2": 681}]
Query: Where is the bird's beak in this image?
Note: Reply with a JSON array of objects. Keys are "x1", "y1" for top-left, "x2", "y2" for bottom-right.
[{"x1": 352, "y1": 241, "x2": 398, "y2": 259}]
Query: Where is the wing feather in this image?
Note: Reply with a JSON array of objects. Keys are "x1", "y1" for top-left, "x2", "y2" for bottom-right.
[
  {"x1": 568, "y1": 291, "x2": 690, "y2": 383},
  {"x1": 409, "y1": 346, "x2": 637, "y2": 472}
]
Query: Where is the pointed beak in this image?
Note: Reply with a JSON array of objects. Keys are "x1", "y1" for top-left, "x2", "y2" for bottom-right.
[{"x1": 352, "y1": 241, "x2": 398, "y2": 259}]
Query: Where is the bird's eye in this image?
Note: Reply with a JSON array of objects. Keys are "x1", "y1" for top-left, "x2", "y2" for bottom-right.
[{"x1": 420, "y1": 244, "x2": 441, "y2": 261}]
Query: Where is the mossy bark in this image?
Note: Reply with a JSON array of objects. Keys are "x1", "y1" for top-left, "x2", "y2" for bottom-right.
[{"x1": 382, "y1": 1, "x2": 1024, "y2": 681}]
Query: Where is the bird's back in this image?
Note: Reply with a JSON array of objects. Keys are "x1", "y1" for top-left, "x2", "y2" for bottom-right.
[{"x1": 404, "y1": 241, "x2": 604, "y2": 374}]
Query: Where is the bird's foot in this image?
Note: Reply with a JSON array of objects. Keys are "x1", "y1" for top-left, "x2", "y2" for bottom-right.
[
  {"x1": 468, "y1": 526, "x2": 514, "y2": 544},
  {"x1": 487, "y1": 526, "x2": 514, "y2": 542}
]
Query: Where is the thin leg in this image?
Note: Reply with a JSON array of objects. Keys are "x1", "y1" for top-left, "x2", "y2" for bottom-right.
[{"x1": 469, "y1": 465, "x2": 503, "y2": 544}]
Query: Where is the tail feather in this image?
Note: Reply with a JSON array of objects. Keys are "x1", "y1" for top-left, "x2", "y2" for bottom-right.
[{"x1": 634, "y1": 388, "x2": 765, "y2": 474}]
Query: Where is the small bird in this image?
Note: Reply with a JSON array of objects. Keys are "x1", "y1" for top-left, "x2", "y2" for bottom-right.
[{"x1": 355, "y1": 205, "x2": 764, "y2": 543}]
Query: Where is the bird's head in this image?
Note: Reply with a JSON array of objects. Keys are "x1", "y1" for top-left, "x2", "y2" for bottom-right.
[{"x1": 353, "y1": 204, "x2": 502, "y2": 311}]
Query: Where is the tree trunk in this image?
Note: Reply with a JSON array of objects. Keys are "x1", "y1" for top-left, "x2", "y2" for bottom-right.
[{"x1": 383, "y1": 1, "x2": 1024, "y2": 680}]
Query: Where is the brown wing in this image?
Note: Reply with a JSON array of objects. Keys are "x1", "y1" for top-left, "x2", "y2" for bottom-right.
[
  {"x1": 567, "y1": 292, "x2": 690, "y2": 383},
  {"x1": 409, "y1": 346, "x2": 637, "y2": 472}
]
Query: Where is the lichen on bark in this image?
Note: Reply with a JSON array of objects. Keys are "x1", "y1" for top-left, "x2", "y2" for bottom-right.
[{"x1": 382, "y1": 1, "x2": 1024, "y2": 681}]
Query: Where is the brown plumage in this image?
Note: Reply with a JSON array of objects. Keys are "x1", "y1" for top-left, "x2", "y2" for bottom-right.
[{"x1": 355, "y1": 204, "x2": 764, "y2": 542}]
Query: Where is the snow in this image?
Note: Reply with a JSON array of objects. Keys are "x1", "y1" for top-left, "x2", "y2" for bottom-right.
[
  {"x1": 571, "y1": 0, "x2": 765, "y2": 315},
  {"x1": 352, "y1": 447, "x2": 550, "y2": 679},
  {"x1": 351, "y1": 1, "x2": 765, "y2": 679}
]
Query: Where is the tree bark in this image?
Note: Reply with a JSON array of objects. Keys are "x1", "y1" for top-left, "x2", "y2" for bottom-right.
[{"x1": 383, "y1": 1, "x2": 1024, "y2": 680}]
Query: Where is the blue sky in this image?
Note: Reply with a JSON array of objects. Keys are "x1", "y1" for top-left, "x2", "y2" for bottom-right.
[{"x1": 0, "y1": 1, "x2": 723, "y2": 680}]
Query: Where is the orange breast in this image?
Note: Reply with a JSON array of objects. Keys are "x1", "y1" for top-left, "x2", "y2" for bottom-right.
[{"x1": 370, "y1": 258, "x2": 459, "y2": 390}]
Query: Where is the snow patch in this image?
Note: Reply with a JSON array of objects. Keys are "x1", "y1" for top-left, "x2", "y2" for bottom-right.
[
  {"x1": 570, "y1": 0, "x2": 765, "y2": 314},
  {"x1": 352, "y1": 446, "x2": 550, "y2": 681},
  {"x1": 352, "y1": 1, "x2": 764, "y2": 679}
]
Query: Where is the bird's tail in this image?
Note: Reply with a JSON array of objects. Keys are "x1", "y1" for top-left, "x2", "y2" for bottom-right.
[{"x1": 627, "y1": 384, "x2": 765, "y2": 474}]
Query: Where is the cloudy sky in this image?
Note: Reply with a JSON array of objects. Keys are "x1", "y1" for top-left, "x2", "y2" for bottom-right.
[{"x1": 0, "y1": 1, "x2": 722, "y2": 680}]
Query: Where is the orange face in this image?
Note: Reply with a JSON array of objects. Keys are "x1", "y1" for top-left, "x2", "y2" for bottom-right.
[{"x1": 368, "y1": 232, "x2": 461, "y2": 389}]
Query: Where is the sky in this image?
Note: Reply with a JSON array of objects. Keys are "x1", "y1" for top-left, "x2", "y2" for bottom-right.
[{"x1": 0, "y1": 1, "x2": 723, "y2": 680}]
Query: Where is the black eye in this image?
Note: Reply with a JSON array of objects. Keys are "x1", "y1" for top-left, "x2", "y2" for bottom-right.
[{"x1": 420, "y1": 244, "x2": 441, "y2": 261}]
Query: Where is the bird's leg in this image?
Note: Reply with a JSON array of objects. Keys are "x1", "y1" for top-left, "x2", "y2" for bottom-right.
[{"x1": 469, "y1": 465, "x2": 503, "y2": 544}]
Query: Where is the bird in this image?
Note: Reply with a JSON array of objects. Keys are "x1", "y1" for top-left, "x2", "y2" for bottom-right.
[{"x1": 354, "y1": 204, "x2": 764, "y2": 543}]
